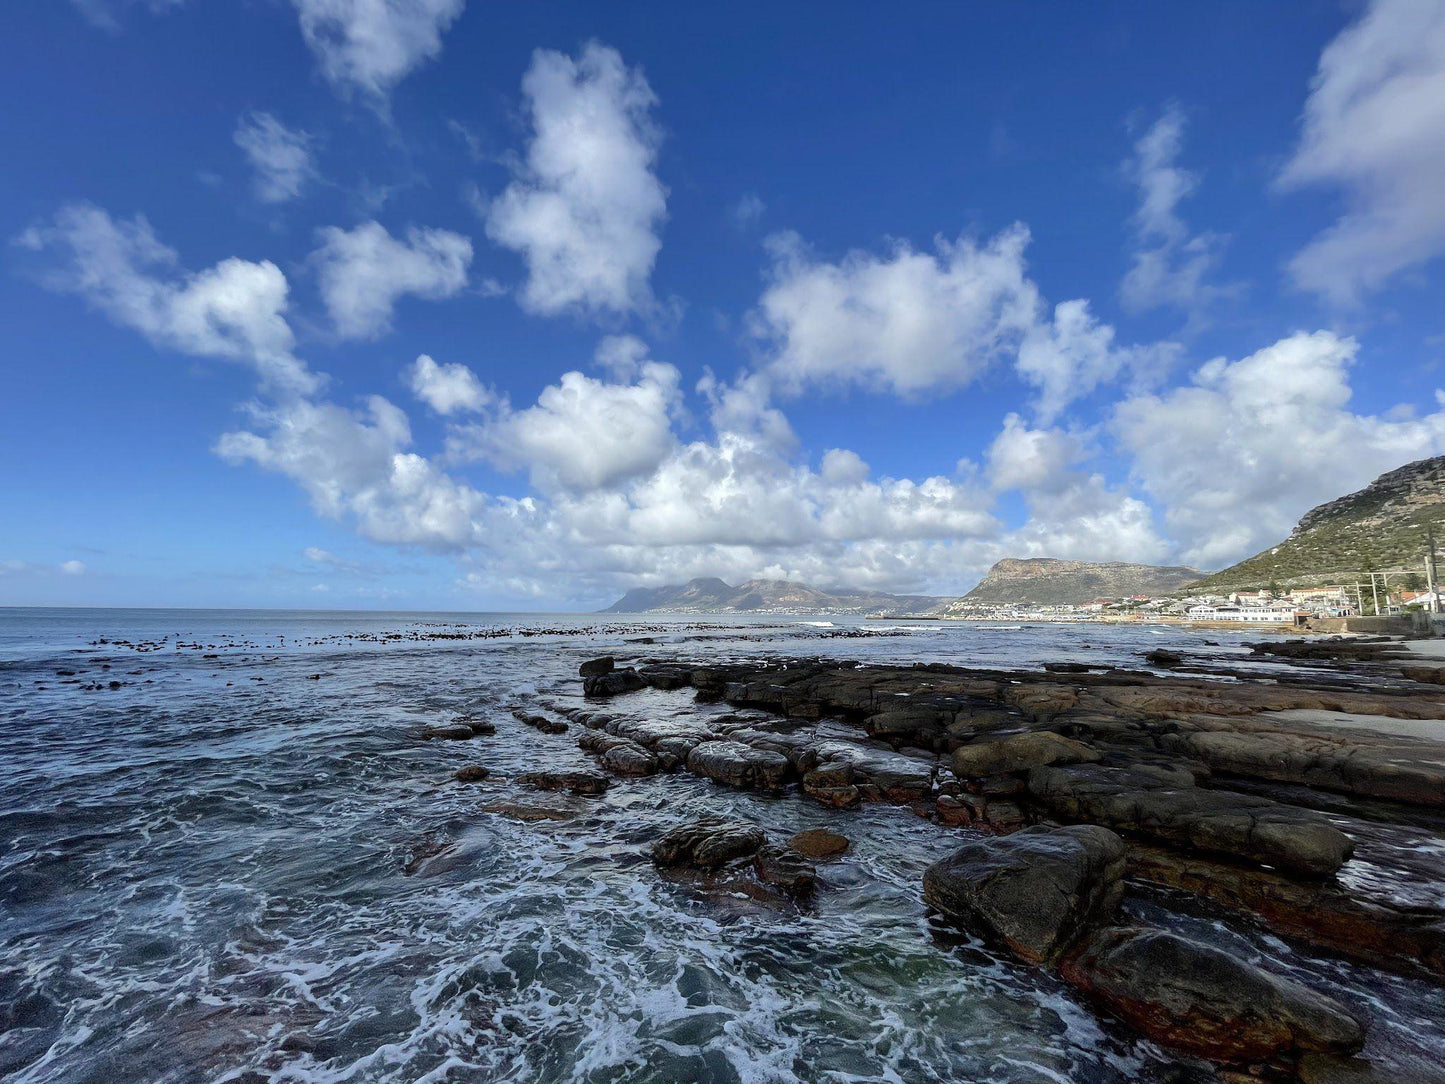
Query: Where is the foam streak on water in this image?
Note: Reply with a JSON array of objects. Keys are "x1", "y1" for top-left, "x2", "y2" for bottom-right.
[{"x1": 0, "y1": 608, "x2": 1439, "y2": 1083}]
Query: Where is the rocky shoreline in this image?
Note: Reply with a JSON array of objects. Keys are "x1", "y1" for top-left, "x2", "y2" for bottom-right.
[{"x1": 425, "y1": 636, "x2": 1445, "y2": 1081}]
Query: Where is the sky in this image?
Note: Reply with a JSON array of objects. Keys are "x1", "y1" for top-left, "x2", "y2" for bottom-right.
[{"x1": 3, "y1": 0, "x2": 1445, "y2": 611}]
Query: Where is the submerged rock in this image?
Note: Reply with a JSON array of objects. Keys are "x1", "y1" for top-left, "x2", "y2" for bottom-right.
[
  {"x1": 483, "y1": 801, "x2": 574, "y2": 822},
  {"x1": 518, "y1": 770, "x2": 610, "y2": 796},
  {"x1": 1060, "y1": 926, "x2": 1365, "y2": 1064},
  {"x1": 788, "y1": 827, "x2": 850, "y2": 858},
  {"x1": 652, "y1": 818, "x2": 766, "y2": 868},
  {"x1": 421, "y1": 723, "x2": 483, "y2": 741},
  {"x1": 753, "y1": 844, "x2": 817, "y2": 895},
  {"x1": 453, "y1": 765, "x2": 490, "y2": 783},
  {"x1": 514, "y1": 710, "x2": 568, "y2": 735},
  {"x1": 1297, "y1": 1052, "x2": 1444, "y2": 1084},
  {"x1": 923, "y1": 825, "x2": 1126, "y2": 964}
]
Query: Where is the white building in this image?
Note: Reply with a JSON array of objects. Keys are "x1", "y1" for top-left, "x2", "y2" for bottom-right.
[{"x1": 1186, "y1": 604, "x2": 1301, "y2": 624}]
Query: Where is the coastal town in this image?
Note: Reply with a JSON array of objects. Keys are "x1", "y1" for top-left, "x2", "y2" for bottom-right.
[{"x1": 939, "y1": 582, "x2": 1445, "y2": 627}]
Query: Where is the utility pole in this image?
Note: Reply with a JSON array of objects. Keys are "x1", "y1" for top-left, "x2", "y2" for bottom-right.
[
  {"x1": 1428, "y1": 525, "x2": 1440, "y2": 615},
  {"x1": 1370, "y1": 572, "x2": 1381, "y2": 617}
]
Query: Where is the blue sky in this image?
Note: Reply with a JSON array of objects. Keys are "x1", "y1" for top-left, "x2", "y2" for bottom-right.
[{"x1": 3, "y1": 0, "x2": 1445, "y2": 610}]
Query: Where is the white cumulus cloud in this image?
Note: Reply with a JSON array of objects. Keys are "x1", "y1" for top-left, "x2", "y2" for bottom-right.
[
  {"x1": 1120, "y1": 105, "x2": 1232, "y2": 320},
  {"x1": 755, "y1": 225, "x2": 1164, "y2": 420},
  {"x1": 1115, "y1": 330, "x2": 1445, "y2": 568},
  {"x1": 312, "y1": 220, "x2": 472, "y2": 339},
  {"x1": 755, "y1": 225, "x2": 1040, "y2": 397},
  {"x1": 234, "y1": 112, "x2": 316, "y2": 203},
  {"x1": 292, "y1": 0, "x2": 465, "y2": 100},
  {"x1": 1018, "y1": 299, "x2": 1178, "y2": 424},
  {"x1": 406, "y1": 354, "x2": 492, "y2": 415},
  {"x1": 485, "y1": 43, "x2": 667, "y2": 318},
  {"x1": 17, "y1": 202, "x2": 316, "y2": 393},
  {"x1": 1280, "y1": 0, "x2": 1445, "y2": 303},
  {"x1": 455, "y1": 359, "x2": 682, "y2": 492}
]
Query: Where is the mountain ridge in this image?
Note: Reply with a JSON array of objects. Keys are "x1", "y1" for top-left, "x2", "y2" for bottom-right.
[
  {"x1": 937, "y1": 558, "x2": 1202, "y2": 609},
  {"x1": 599, "y1": 577, "x2": 948, "y2": 614},
  {"x1": 1191, "y1": 455, "x2": 1445, "y2": 592}
]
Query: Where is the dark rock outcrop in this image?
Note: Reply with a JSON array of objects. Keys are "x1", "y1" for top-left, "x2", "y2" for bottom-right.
[
  {"x1": 652, "y1": 818, "x2": 766, "y2": 868},
  {"x1": 579, "y1": 656, "x2": 614, "y2": 678},
  {"x1": 685, "y1": 740, "x2": 790, "y2": 790},
  {"x1": 518, "y1": 770, "x2": 610, "y2": 796},
  {"x1": 923, "y1": 825, "x2": 1126, "y2": 964},
  {"x1": 1161, "y1": 727, "x2": 1445, "y2": 807},
  {"x1": 584, "y1": 668, "x2": 645, "y2": 697},
  {"x1": 1060, "y1": 926, "x2": 1365, "y2": 1064}
]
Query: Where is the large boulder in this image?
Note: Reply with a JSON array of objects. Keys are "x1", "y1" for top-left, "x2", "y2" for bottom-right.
[
  {"x1": 685, "y1": 740, "x2": 790, "y2": 789},
  {"x1": 579, "y1": 656, "x2": 614, "y2": 678},
  {"x1": 1060, "y1": 926, "x2": 1365, "y2": 1064},
  {"x1": 950, "y1": 731, "x2": 1100, "y2": 778},
  {"x1": 752, "y1": 845, "x2": 817, "y2": 895},
  {"x1": 922, "y1": 825, "x2": 1127, "y2": 964},
  {"x1": 1028, "y1": 764, "x2": 1354, "y2": 876},
  {"x1": 583, "y1": 668, "x2": 645, "y2": 697},
  {"x1": 652, "y1": 818, "x2": 766, "y2": 868}
]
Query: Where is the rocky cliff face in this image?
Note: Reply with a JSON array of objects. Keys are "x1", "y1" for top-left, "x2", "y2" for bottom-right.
[
  {"x1": 1194, "y1": 455, "x2": 1445, "y2": 592},
  {"x1": 939, "y1": 558, "x2": 1201, "y2": 608},
  {"x1": 600, "y1": 577, "x2": 948, "y2": 614}
]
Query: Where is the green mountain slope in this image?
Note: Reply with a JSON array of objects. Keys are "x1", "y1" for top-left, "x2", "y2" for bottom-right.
[
  {"x1": 937, "y1": 558, "x2": 1201, "y2": 609},
  {"x1": 1191, "y1": 455, "x2": 1445, "y2": 593}
]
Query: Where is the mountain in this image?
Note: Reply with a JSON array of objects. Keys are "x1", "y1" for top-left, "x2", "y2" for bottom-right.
[
  {"x1": 1191, "y1": 455, "x2": 1445, "y2": 593},
  {"x1": 936, "y1": 558, "x2": 1202, "y2": 609},
  {"x1": 599, "y1": 577, "x2": 949, "y2": 614}
]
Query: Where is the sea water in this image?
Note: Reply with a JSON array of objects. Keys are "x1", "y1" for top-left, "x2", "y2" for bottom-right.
[{"x1": 1, "y1": 609, "x2": 1441, "y2": 1083}]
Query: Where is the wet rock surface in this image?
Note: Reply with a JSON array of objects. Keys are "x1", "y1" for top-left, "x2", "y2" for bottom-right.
[
  {"x1": 950, "y1": 730, "x2": 1100, "y2": 777},
  {"x1": 787, "y1": 827, "x2": 850, "y2": 858},
  {"x1": 651, "y1": 818, "x2": 767, "y2": 868},
  {"x1": 518, "y1": 770, "x2": 610, "y2": 796},
  {"x1": 1060, "y1": 926, "x2": 1365, "y2": 1065},
  {"x1": 923, "y1": 825, "x2": 1126, "y2": 963},
  {"x1": 583, "y1": 643, "x2": 1445, "y2": 1077},
  {"x1": 685, "y1": 739, "x2": 790, "y2": 790},
  {"x1": 1028, "y1": 763, "x2": 1355, "y2": 876}
]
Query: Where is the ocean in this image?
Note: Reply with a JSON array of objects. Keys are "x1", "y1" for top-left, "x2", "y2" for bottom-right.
[{"x1": 2, "y1": 608, "x2": 1440, "y2": 1083}]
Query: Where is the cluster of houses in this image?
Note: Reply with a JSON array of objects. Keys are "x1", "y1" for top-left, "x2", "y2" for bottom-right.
[{"x1": 954, "y1": 583, "x2": 1443, "y2": 625}]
